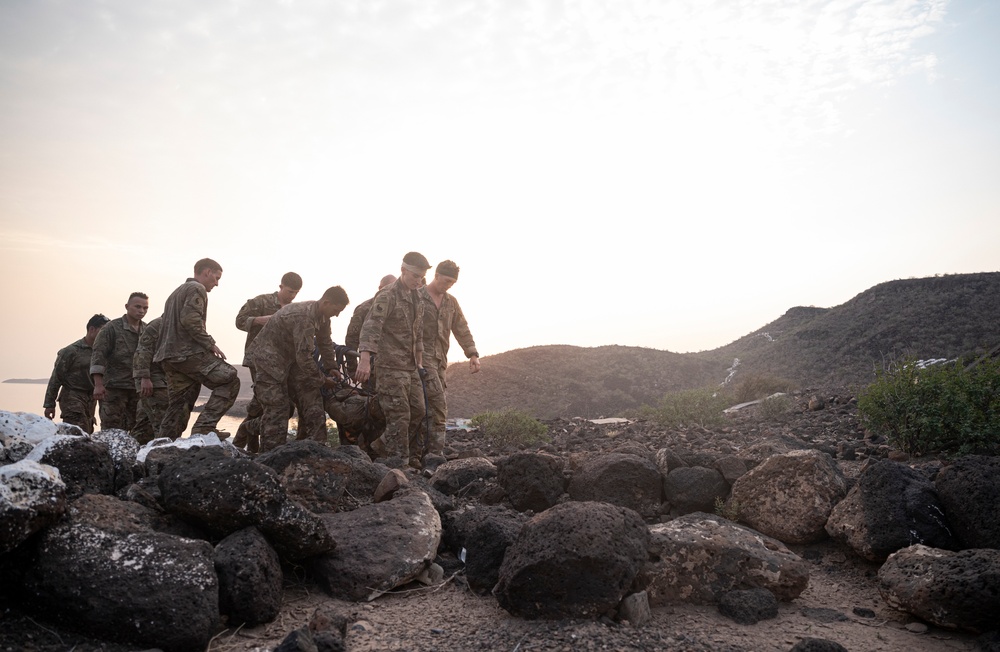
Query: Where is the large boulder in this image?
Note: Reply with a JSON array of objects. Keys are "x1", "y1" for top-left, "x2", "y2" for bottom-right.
[
  {"x1": 442, "y1": 505, "x2": 528, "y2": 593},
  {"x1": 934, "y1": 455, "x2": 1000, "y2": 549},
  {"x1": 663, "y1": 466, "x2": 729, "y2": 516},
  {"x1": 90, "y1": 428, "x2": 141, "y2": 494},
  {"x1": 0, "y1": 460, "x2": 66, "y2": 554},
  {"x1": 6, "y1": 494, "x2": 218, "y2": 652},
  {"x1": 309, "y1": 488, "x2": 441, "y2": 601},
  {"x1": 25, "y1": 435, "x2": 115, "y2": 499},
  {"x1": 643, "y1": 512, "x2": 810, "y2": 605},
  {"x1": 729, "y1": 449, "x2": 848, "y2": 544},
  {"x1": 825, "y1": 459, "x2": 958, "y2": 561},
  {"x1": 0, "y1": 410, "x2": 58, "y2": 444},
  {"x1": 495, "y1": 451, "x2": 566, "y2": 512},
  {"x1": 258, "y1": 441, "x2": 389, "y2": 509},
  {"x1": 878, "y1": 544, "x2": 1000, "y2": 633},
  {"x1": 567, "y1": 453, "x2": 662, "y2": 519},
  {"x1": 215, "y1": 527, "x2": 283, "y2": 627},
  {"x1": 157, "y1": 447, "x2": 335, "y2": 560},
  {"x1": 430, "y1": 457, "x2": 497, "y2": 496},
  {"x1": 494, "y1": 501, "x2": 649, "y2": 619}
]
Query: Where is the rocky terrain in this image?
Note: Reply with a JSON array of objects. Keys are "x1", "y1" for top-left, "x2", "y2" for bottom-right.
[{"x1": 2, "y1": 387, "x2": 998, "y2": 652}]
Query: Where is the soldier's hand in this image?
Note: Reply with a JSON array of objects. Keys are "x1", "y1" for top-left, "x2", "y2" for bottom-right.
[
  {"x1": 354, "y1": 353, "x2": 371, "y2": 383},
  {"x1": 469, "y1": 356, "x2": 481, "y2": 374},
  {"x1": 140, "y1": 377, "x2": 154, "y2": 397},
  {"x1": 211, "y1": 344, "x2": 227, "y2": 360},
  {"x1": 323, "y1": 376, "x2": 338, "y2": 389},
  {"x1": 44, "y1": 407, "x2": 55, "y2": 420}
]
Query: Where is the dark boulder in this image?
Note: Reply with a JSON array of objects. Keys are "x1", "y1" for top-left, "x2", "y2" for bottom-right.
[{"x1": 495, "y1": 501, "x2": 649, "y2": 619}]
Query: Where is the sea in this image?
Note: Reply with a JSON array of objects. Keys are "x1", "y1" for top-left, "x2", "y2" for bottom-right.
[{"x1": 0, "y1": 380, "x2": 244, "y2": 437}]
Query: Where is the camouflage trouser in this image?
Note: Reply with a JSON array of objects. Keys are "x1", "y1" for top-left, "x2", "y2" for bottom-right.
[
  {"x1": 57, "y1": 387, "x2": 97, "y2": 434},
  {"x1": 132, "y1": 387, "x2": 170, "y2": 445},
  {"x1": 254, "y1": 372, "x2": 325, "y2": 454},
  {"x1": 374, "y1": 367, "x2": 425, "y2": 462},
  {"x1": 99, "y1": 387, "x2": 139, "y2": 432},
  {"x1": 159, "y1": 352, "x2": 240, "y2": 440},
  {"x1": 422, "y1": 366, "x2": 447, "y2": 456},
  {"x1": 233, "y1": 365, "x2": 263, "y2": 453}
]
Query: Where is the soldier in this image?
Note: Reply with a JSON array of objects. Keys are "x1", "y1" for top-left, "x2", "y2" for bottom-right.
[
  {"x1": 354, "y1": 252, "x2": 431, "y2": 468},
  {"x1": 233, "y1": 271, "x2": 303, "y2": 452},
  {"x1": 90, "y1": 292, "x2": 149, "y2": 432},
  {"x1": 344, "y1": 273, "x2": 396, "y2": 376},
  {"x1": 247, "y1": 286, "x2": 349, "y2": 453},
  {"x1": 418, "y1": 260, "x2": 480, "y2": 461},
  {"x1": 131, "y1": 316, "x2": 190, "y2": 444},
  {"x1": 154, "y1": 258, "x2": 240, "y2": 440},
  {"x1": 43, "y1": 314, "x2": 110, "y2": 434}
]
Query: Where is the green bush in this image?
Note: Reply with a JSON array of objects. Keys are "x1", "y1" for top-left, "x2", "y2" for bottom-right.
[
  {"x1": 758, "y1": 394, "x2": 793, "y2": 418},
  {"x1": 470, "y1": 408, "x2": 549, "y2": 447},
  {"x1": 732, "y1": 373, "x2": 796, "y2": 403},
  {"x1": 858, "y1": 357, "x2": 1000, "y2": 456},
  {"x1": 631, "y1": 388, "x2": 730, "y2": 428}
]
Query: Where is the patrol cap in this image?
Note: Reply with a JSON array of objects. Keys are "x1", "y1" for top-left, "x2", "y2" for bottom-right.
[{"x1": 402, "y1": 251, "x2": 431, "y2": 270}]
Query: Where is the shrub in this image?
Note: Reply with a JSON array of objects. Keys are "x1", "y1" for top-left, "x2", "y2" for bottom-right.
[
  {"x1": 732, "y1": 373, "x2": 796, "y2": 403},
  {"x1": 470, "y1": 408, "x2": 549, "y2": 447},
  {"x1": 857, "y1": 357, "x2": 1000, "y2": 456},
  {"x1": 631, "y1": 388, "x2": 730, "y2": 428},
  {"x1": 758, "y1": 394, "x2": 792, "y2": 419}
]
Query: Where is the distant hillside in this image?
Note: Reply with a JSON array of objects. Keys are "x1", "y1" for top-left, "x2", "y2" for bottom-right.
[
  {"x1": 698, "y1": 272, "x2": 1000, "y2": 387},
  {"x1": 445, "y1": 344, "x2": 727, "y2": 420},
  {"x1": 446, "y1": 272, "x2": 1000, "y2": 419}
]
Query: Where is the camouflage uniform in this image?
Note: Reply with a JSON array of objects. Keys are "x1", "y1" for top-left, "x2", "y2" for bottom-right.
[
  {"x1": 418, "y1": 286, "x2": 479, "y2": 456},
  {"x1": 90, "y1": 315, "x2": 145, "y2": 432},
  {"x1": 154, "y1": 278, "x2": 240, "y2": 439},
  {"x1": 247, "y1": 301, "x2": 337, "y2": 453},
  {"x1": 358, "y1": 279, "x2": 425, "y2": 463},
  {"x1": 43, "y1": 338, "x2": 98, "y2": 434},
  {"x1": 235, "y1": 292, "x2": 289, "y2": 452},
  {"x1": 131, "y1": 317, "x2": 174, "y2": 444}
]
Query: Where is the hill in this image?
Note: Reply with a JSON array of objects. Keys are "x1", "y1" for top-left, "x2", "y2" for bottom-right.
[{"x1": 446, "y1": 272, "x2": 1000, "y2": 419}]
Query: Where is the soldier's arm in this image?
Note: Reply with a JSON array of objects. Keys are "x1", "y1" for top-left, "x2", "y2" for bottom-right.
[
  {"x1": 179, "y1": 292, "x2": 216, "y2": 351},
  {"x1": 133, "y1": 323, "x2": 157, "y2": 381},
  {"x1": 235, "y1": 294, "x2": 269, "y2": 331},
  {"x1": 293, "y1": 321, "x2": 327, "y2": 387},
  {"x1": 89, "y1": 325, "x2": 113, "y2": 399},
  {"x1": 415, "y1": 298, "x2": 425, "y2": 369},
  {"x1": 355, "y1": 292, "x2": 393, "y2": 382},
  {"x1": 450, "y1": 299, "x2": 479, "y2": 360},
  {"x1": 344, "y1": 303, "x2": 367, "y2": 352},
  {"x1": 43, "y1": 349, "x2": 64, "y2": 414},
  {"x1": 89, "y1": 325, "x2": 113, "y2": 380}
]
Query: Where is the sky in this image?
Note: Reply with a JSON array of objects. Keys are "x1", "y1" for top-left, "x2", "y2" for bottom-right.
[{"x1": 1, "y1": 0, "x2": 998, "y2": 380}]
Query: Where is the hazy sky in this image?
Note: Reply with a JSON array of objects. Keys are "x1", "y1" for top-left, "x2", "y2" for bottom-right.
[{"x1": 1, "y1": 0, "x2": 998, "y2": 380}]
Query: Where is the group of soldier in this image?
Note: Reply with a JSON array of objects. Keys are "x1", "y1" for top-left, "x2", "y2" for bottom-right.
[{"x1": 42, "y1": 251, "x2": 480, "y2": 470}]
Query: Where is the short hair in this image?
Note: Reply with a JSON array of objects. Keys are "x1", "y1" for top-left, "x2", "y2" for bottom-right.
[
  {"x1": 281, "y1": 272, "x2": 303, "y2": 291},
  {"x1": 194, "y1": 258, "x2": 222, "y2": 275},
  {"x1": 321, "y1": 286, "x2": 349, "y2": 305},
  {"x1": 128, "y1": 292, "x2": 148, "y2": 302},
  {"x1": 402, "y1": 251, "x2": 431, "y2": 270},
  {"x1": 378, "y1": 274, "x2": 397, "y2": 289},
  {"x1": 87, "y1": 314, "x2": 110, "y2": 330},
  {"x1": 436, "y1": 260, "x2": 460, "y2": 280}
]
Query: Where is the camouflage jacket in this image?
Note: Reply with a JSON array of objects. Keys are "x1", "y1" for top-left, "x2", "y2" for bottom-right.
[
  {"x1": 344, "y1": 296, "x2": 376, "y2": 353},
  {"x1": 248, "y1": 301, "x2": 336, "y2": 387},
  {"x1": 44, "y1": 338, "x2": 94, "y2": 408},
  {"x1": 235, "y1": 291, "x2": 283, "y2": 367},
  {"x1": 418, "y1": 287, "x2": 478, "y2": 374},
  {"x1": 154, "y1": 279, "x2": 215, "y2": 363},
  {"x1": 90, "y1": 315, "x2": 145, "y2": 389},
  {"x1": 358, "y1": 279, "x2": 424, "y2": 371},
  {"x1": 132, "y1": 317, "x2": 168, "y2": 389}
]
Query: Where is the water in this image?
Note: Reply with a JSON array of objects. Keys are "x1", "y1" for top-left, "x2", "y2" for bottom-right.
[{"x1": 0, "y1": 381, "x2": 245, "y2": 437}]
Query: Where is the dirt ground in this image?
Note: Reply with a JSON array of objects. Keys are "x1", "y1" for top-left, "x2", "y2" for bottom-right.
[{"x1": 0, "y1": 388, "x2": 989, "y2": 651}]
